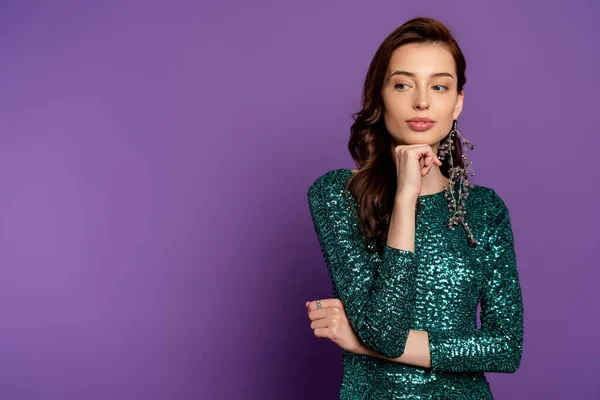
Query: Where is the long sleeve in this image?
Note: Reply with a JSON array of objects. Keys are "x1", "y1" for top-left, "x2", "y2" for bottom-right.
[
  {"x1": 427, "y1": 191, "x2": 524, "y2": 373},
  {"x1": 307, "y1": 172, "x2": 418, "y2": 359}
]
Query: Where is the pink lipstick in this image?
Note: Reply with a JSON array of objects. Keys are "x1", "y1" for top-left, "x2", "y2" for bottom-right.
[{"x1": 406, "y1": 117, "x2": 435, "y2": 132}]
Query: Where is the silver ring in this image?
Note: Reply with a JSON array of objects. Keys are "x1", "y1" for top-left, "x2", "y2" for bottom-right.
[{"x1": 316, "y1": 300, "x2": 322, "y2": 309}]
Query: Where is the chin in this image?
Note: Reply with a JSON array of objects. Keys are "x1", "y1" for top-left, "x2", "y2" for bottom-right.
[
  {"x1": 404, "y1": 129, "x2": 448, "y2": 145},
  {"x1": 395, "y1": 133, "x2": 437, "y2": 146}
]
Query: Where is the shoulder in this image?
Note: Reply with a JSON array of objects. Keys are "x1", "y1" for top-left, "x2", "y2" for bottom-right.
[
  {"x1": 470, "y1": 183, "x2": 504, "y2": 205},
  {"x1": 469, "y1": 183, "x2": 510, "y2": 222},
  {"x1": 307, "y1": 169, "x2": 352, "y2": 202}
]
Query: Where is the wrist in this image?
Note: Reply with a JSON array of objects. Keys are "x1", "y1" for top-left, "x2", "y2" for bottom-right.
[
  {"x1": 353, "y1": 343, "x2": 369, "y2": 356},
  {"x1": 395, "y1": 192, "x2": 418, "y2": 206},
  {"x1": 394, "y1": 196, "x2": 418, "y2": 212},
  {"x1": 354, "y1": 343, "x2": 376, "y2": 357}
]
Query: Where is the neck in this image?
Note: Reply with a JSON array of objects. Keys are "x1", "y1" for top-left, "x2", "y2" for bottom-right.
[{"x1": 419, "y1": 165, "x2": 450, "y2": 196}]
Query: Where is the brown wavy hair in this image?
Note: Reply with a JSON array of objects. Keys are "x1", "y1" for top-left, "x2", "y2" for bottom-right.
[{"x1": 346, "y1": 17, "x2": 467, "y2": 254}]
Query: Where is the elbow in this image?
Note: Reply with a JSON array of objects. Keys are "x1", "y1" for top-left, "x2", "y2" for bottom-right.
[
  {"x1": 503, "y1": 347, "x2": 523, "y2": 373},
  {"x1": 495, "y1": 354, "x2": 521, "y2": 373},
  {"x1": 494, "y1": 338, "x2": 523, "y2": 373}
]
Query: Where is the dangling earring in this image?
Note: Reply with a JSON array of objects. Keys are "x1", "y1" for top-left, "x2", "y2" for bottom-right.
[{"x1": 437, "y1": 119, "x2": 478, "y2": 246}]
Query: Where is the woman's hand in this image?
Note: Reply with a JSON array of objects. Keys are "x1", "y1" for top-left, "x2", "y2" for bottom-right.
[
  {"x1": 393, "y1": 144, "x2": 442, "y2": 202},
  {"x1": 305, "y1": 299, "x2": 365, "y2": 355}
]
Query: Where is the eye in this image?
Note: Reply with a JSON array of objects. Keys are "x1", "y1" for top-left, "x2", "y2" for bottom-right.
[
  {"x1": 433, "y1": 85, "x2": 449, "y2": 92},
  {"x1": 394, "y1": 83, "x2": 409, "y2": 90}
]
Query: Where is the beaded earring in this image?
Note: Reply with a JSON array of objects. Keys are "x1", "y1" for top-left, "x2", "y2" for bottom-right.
[{"x1": 437, "y1": 119, "x2": 478, "y2": 246}]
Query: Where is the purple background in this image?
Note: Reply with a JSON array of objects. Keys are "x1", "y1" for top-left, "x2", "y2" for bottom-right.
[{"x1": 0, "y1": 1, "x2": 598, "y2": 399}]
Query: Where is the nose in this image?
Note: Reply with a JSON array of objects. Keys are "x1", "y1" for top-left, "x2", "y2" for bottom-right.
[
  {"x1": 415, "y1": 101, "x2": 429, "y2": 110},
  {"x1": 414, "y1": 91, "x2": 429, "y2": 111}
]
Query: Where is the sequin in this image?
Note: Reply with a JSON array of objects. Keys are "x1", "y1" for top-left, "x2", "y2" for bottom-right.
[{"x1": 307, "y1": 168, "x2": 524, "y2": 400}]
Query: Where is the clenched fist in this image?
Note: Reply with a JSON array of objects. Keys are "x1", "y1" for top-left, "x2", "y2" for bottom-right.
[
  {"x1": 305, "y1": 298, "x2": 365, "y2": 355},
  {"x1": 393, "y1": 144, "x2": 442, "y2": 202}
]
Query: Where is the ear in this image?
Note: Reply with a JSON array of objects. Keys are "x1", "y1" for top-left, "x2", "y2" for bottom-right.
[{"x1": 453, "y1": 90, "x2": 464, "y2": 120}]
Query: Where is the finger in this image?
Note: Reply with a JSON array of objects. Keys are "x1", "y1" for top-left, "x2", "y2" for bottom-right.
[
  {"x1": 314, "y1": 328, "x2": 331, "y2": 339},
  {"x1": 311, "y1": 318, "x2": 329, "y2": 330},
  {"x1": 422, "y1": 162, "x2": 431, "y2": 176},
  {"x1": 423, "y1": 148, "x2": 434, "y2": 169},
  {"x1": 311, "y1": 308, "x2": 342, "y2": 323},
  {"x1": 307, "y1": 299, "x2": 342, "y2": 311},
  {"x1": 307, "y1": 308, "x2": 328, "y2": 321},
  {"x1": 410, "y1": 146, "x2": 433, "y2": 170}
]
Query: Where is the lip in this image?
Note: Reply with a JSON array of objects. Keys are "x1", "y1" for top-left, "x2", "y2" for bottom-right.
[
  {"x1": 406, "y1": 117, "x2": 435, "y2": 132},
  {"x1": 406, "y1": 117, "x2": 435, "y2": 123}
]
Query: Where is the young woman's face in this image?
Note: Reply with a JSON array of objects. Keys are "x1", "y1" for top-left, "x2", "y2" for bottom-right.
[{"x1": 381, "y1": 43, "x2": 463, "y2": 148}]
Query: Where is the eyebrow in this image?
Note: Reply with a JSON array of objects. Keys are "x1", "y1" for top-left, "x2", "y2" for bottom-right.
[{"x1": 389, "y1": 70, "x2": 455, "y2": 81}]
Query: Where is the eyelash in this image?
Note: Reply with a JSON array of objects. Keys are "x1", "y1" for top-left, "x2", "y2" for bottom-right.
[{"x1": 394, "y1": 84, "x2": 449, "y2": 92}]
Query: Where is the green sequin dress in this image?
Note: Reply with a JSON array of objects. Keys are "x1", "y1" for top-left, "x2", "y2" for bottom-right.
[{"x1": 307, "y1": 169, "x2": 524, "y2": 400}]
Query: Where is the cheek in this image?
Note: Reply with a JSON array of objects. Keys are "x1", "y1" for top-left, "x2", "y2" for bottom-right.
[
  {"x1": 436, "y1": 120, "x2": 454, "y2": 137},
  {"x1": 382, "y1": 97, "x2": 410, "y2": 118}
]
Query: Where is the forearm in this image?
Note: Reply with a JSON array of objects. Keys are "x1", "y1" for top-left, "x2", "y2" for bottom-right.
[
  {"x1": 350, "y1": 247, "x2": 417, "y2": 358},
  {"x1": 357, "y1": 326, "x2": 522, "y2": 373},
  {"x1": 354, "y1": 195, "x2": 417, "y2": 358},
  {"x1": 357, "y1": 329, "x2": 432, "y2": 368},
  {"x1": 309, "y1": 181, "x2": 419, "y2": 359},
  {"x1": 386, "y1": 196, "x2": 417, "y2": 252}
]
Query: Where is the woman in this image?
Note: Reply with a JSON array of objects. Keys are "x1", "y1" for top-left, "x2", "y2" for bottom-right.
[{"x1": 305, "y1": 17, "x2": 524, "y2": 399}]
